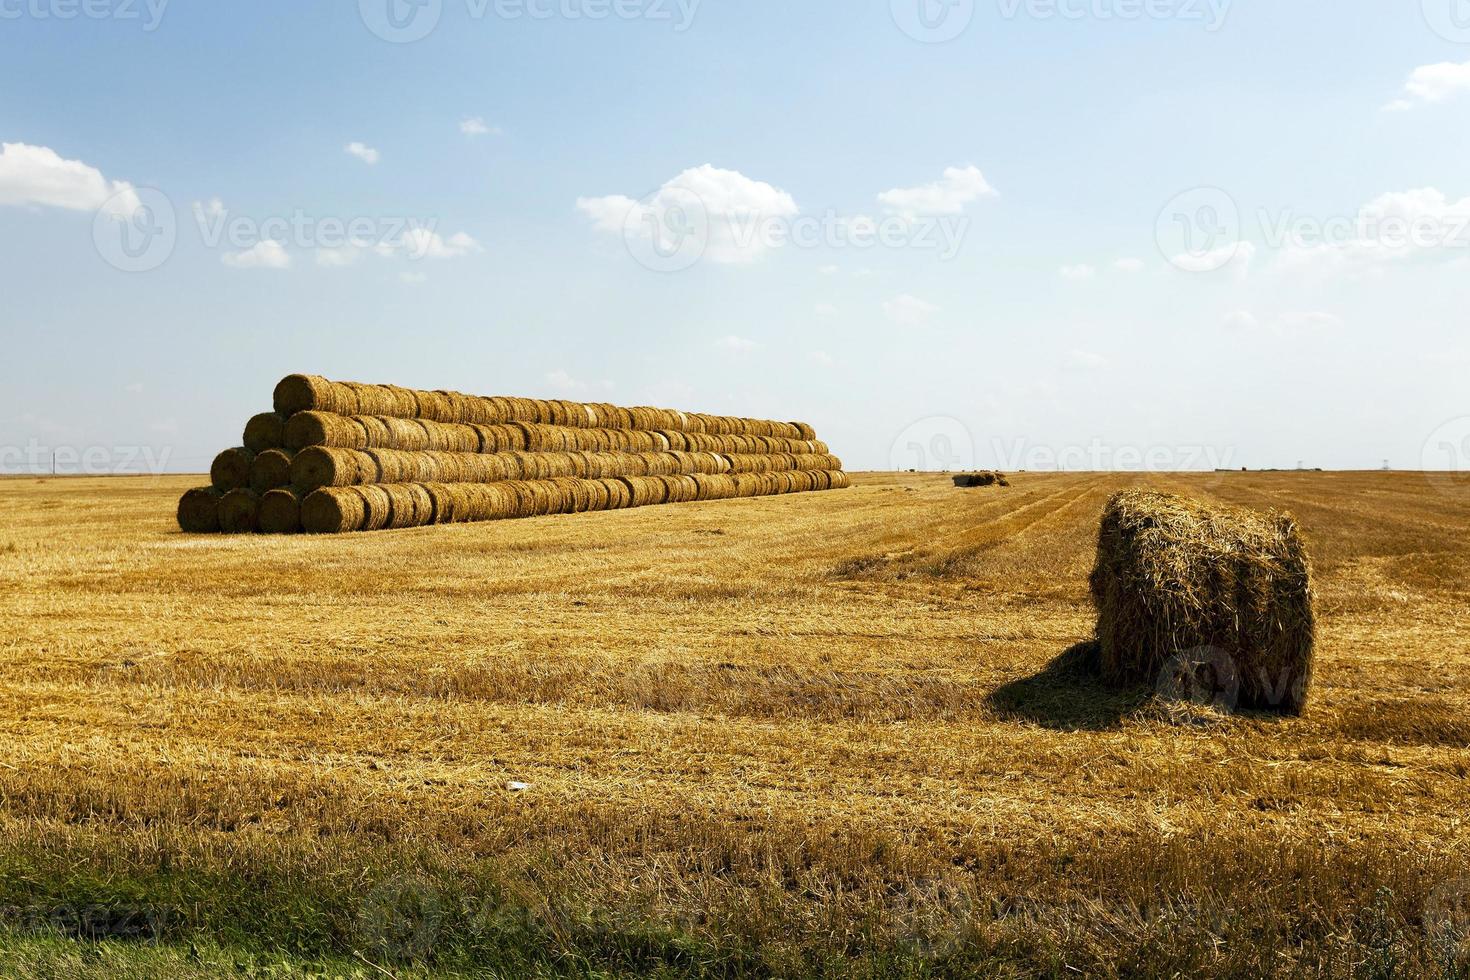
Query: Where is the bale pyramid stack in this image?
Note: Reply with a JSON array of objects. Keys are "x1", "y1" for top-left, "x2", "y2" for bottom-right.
[
  {"x1": 1088, "y1": 490, "x2": 1316, "y2": 714},
  {"x1": 177, "y1": 374, "x2": 849, "y2": 535}
]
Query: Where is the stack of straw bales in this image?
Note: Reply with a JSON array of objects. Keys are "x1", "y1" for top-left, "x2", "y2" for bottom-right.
[
  {"x1": 178, "y1": 375, "x2": 848, "y2": 535},
  {"x1": 1088, "y1": 490, "x2": 1316, "y2": 714}
]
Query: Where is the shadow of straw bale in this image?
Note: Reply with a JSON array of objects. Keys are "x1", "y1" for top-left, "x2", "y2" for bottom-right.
[{"x1": 985, "y1": 641, "x2": 1153, "y2": 731}]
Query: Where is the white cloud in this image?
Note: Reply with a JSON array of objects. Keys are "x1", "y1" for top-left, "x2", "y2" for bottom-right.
[
  {"x1": 125, "y1": 382, "x2": 145, "y2": 394},
  {"x1": 400, "y1": 271, "x2": 427, "y2": 284},
  {"x1": 877, "y1": 165, "x2": 996, "y2": 218},
  {"x1": 882, "y1": 293, "x2": 938, "y2": 327},
  {"x1": 222, "y1": 241, "x2": 290, "y2": 270},
  {"x1": 717, "y1": 335, "x2": 759, "y2": 352},
  {"x1": 1171, "y1": 240, "x2": 1256, "y2": 275},
  {"x1": 577, "y1": 164, "x2": 799, "y2": 265},
  {"x1": 814, "y1": 302, "x2": 838, "y2": 317},
  {"x1": 1275, "y1": 188, "x2": 1470, "y2": 272},
  {"x1": 1068, "y1": 348, "x2": 1108, "y2": 369},
  {"x1": 345, "y1": 142, "x2": 380, "y2": 165},
  {"x1": 809, "y1": 350, "x2": 834, "y2": 366},
  {"x1": 1114, "y1": 257, "x2": 1146, "y2": 273},
  {"x1": 460, "y1": 117, "x2": 499, "y2": 137},
  {"x1": 1059, "y1": 263, "x2": 1097, "y2": 280},
  {"x1": 401, "y1": 229, "x2": 481, "y2": 260},
  {"x1": 0, "y1": 142, "x2": 141, "y2": 217},
  {"x1": 1222, "y1": 310, "x2": 1259, "y2": 330},
  {"x1": 315, "y1": 246, "x2": 361, "y2": 267},
  {"x1": 819, "y1": 264, "x2": 839, "y2": 275},
  {"x1": 1389, "y1": 60, "x2": 1470, "y2": 109}
]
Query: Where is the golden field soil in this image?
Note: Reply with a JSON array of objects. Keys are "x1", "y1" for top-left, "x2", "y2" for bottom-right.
[{"x1": 0, "y1": 470, "x2": 1467, "y2": 978}]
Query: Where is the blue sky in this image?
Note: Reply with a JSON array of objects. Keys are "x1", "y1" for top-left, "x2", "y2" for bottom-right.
[{"x1": 3, "y1": 0, "x2": 1469, "y2": 474}]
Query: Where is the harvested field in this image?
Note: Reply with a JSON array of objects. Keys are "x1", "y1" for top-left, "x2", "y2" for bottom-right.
[{"x1": 1, "y1": 469, "x2": 1467, "y2": 977}]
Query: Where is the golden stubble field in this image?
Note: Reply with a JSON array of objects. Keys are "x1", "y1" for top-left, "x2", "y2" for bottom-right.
[{"x1": 0, "y1": 470, "x2": 1467, "y2": 977}]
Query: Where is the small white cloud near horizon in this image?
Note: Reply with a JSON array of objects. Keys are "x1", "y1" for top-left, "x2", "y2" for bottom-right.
[
  {"x1": 400, "y1": 271, "x2": 427, "y2": 284},
  {"x1": 1068, "y1": 348, "x2": 1108, "y2": 369},
  {"x1": 1384, "y1": 60, "x2": 1470, "y2": 110},
  {"x1": 460, "y1": 117, "x2": 500, "y2": 137},
  {"x1": 578, "y1": 164, "x2": 799, "y2": 265},
  {"x1": 401, "y1": 229, "x2": 481, "y2": 260},
  {"x1": 222, "y1": 240, "x2": 290, "y2": 270},
  {"x1": 809, "y1": 350, "x2": 834, "y2": 366},
  {"x1": 345, "y1": 142, "x2": 380, "y2": 165},
  {"x1": 877, "y1": 165, "x2": 996, "y2": 218},
  {"x1": 0, "y1": 142, "x2": 141, "y2": 217},
  {"x1": 1115, "y1": 257, "x2": 1146, "y2": 273},
  {"x1": 819, "y1": 264, "x2": 839, "y2": 275},
  {"x1": 543, "y1": 369, "x2": 612, "y2": 393},
  {"x1": 814, "y1": 302, "x2": 838, "y2": 317},
  {"x1": 883, "y1": 293, "x2": 938, "y2": 327},
  {"x1": 1059, "y1": 263, "x2": 1097, "y2": 280},
  {"x1": 717, "y1": 335, "x2": 759, "y2": 352}
]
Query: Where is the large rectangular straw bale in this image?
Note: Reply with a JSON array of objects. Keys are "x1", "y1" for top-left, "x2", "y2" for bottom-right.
[{"x1": 1089, "y1": 490, "x2": 1315, "y2": 714}]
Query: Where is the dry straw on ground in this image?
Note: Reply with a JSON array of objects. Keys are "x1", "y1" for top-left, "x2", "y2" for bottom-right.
[{"x1": 1089, "y1": 489, "x2": 1316, "y2": 714}]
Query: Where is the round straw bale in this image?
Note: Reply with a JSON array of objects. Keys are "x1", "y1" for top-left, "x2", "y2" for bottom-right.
[
  {"x1": 274, "y1": 374, "x2": 340, "y2": 416},
  {"x1": 420, "y1": 482, "x2": 454, "y2": 524},
  {"x1": 694, "y1": 473, "x2": 738, "y2": 500},
  {"x1": 828, "y1": 471, "x2": 851, "y2": 489},
  {"x1": 413, "y1": 389, "x2": 453, "y2": 423},
  {"x1": 249, "y1": 448, "x2": 294, "y2": 494},
  {"x1": 1090, "y1": 490, "x2": 1315, "y2": 714},
  {"x1": 663, "y1": 474, "x2": 700, "y2": 503},
  {"x1": 381, "y1": 483, "x2": 432, "y2": 529},
  {"x1": 218, "y1": 488, "x2": 261, "y2": 533},
  {"x1": 375, "y1": 385, "x2": 416, "y2": 418},
  {"x1": 210, "y1": 447, "x2": 255, "y2": 491},
  {"x1": 301, "y1": 487, "x2": 365, "y2": 534},
  {"x1": 620, "y1": 476, "x2": 666, "y2": 508},
  {"x1": 582, "y1": 478, "x2": 609, "y2": 511},
  {"x1": 258, "y1": 489, "x2": 302, "y2": 534},
  {"x1": 792, "y1": 422, "x2": 816, "y2": 440},
  {"x1": 243, "y1": 412, "x2": 286, "y2": 453},
  {"x1": 369, "y1": 416, "x2": 425, "y2": 451},
  {"x1": 285, "y1": 412, "x2": 357, "y2": 451},
  {"x1": 177, "y1": 486, "x2": 222, "y2": 533},
  {"x1": 292, "y1": 447, "x2": 364, "y2": 491},
  {"x1": 354, "y1": 485, "x2": 393, "y2": 531}
]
